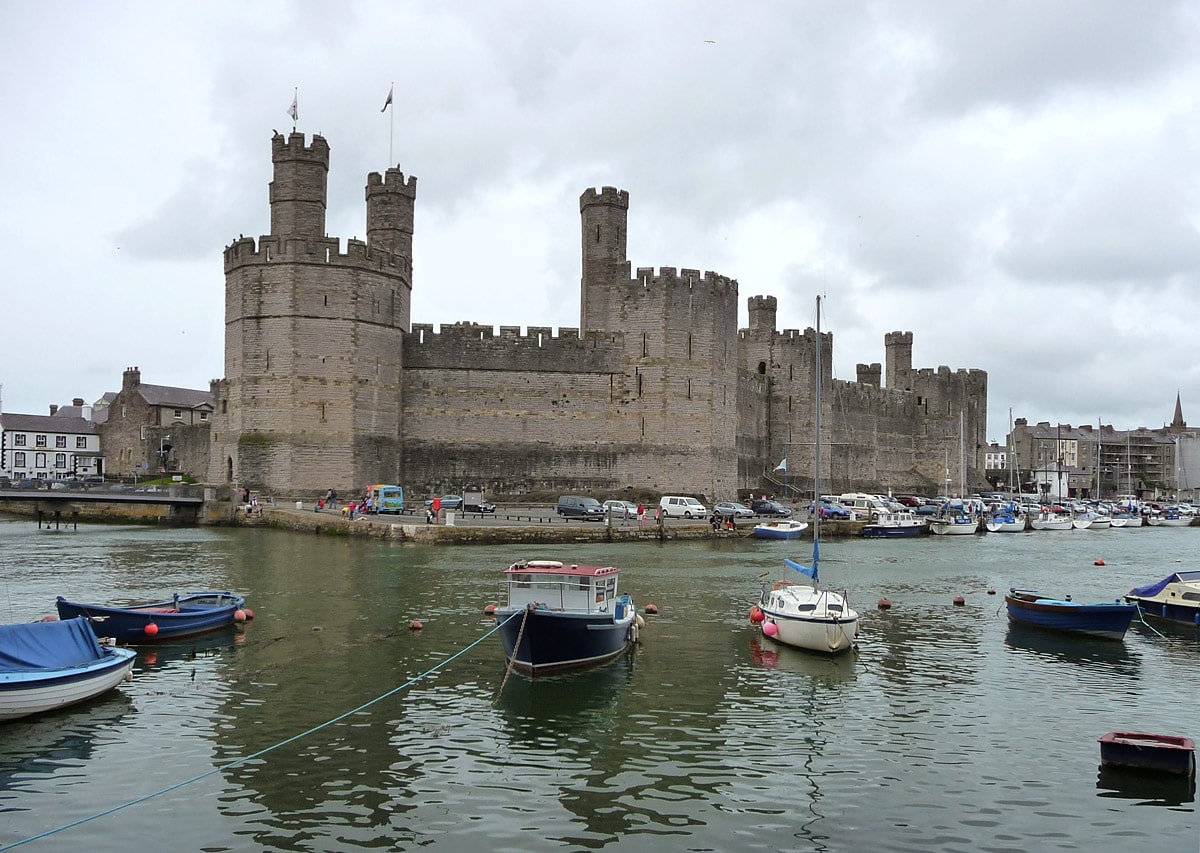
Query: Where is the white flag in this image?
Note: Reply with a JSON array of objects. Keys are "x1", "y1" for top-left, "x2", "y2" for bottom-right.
[
  {"x1": 774, "y1": 458, "x2": 787, "y2": 472},
  {"x1": 381, "y1": 84, "x2": 393, "y2": 113},
  {"x1": 288, "y1": 92, "x2": 298, "y2": 122}
]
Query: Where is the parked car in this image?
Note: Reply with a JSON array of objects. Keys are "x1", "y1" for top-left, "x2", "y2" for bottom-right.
[
  {"x1": 603, "y1": 499, "x2": 639, "y2": 518},
  {"x1": 424, "y1": 494, "x2": 464, "y2": 510},
  {"x1": 713, "y1": 501, "x2": 754, "y2": 519},
  {"x1": 558, "y1": 495, "x2": 605, "y2": 520},
  {"x1": 807, "y1": 499, "x2": 853, "y2": 519},
  {"x1": 750, "y1": 499, "x2": 791, "y2": 517},
  {"x1": 659, "y1": 495, "x2": 709, "y2": 518}
]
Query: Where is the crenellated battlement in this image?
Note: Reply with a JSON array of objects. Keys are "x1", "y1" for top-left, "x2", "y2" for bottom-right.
[
  {"x1": 404, "y1": 321, "x2": 624, "y2": 373},
  {"x1": 580, "y1": 186, "x2": 629, "y2": 210},
  {"x1": 271, "y1": 131, "x2": 329, "y2": 162},
  {"x1": 223, "y1": 235, "x2": 410, "y2": 276},
  {"x1": 633, "y1": 266, "x2": 738, "y2": 296},
  {"x1": 366, "y1": 167, "x2": 418, "y2": 198},
  {"x1": 407, "y1": 321, "x2": 615, "y2": 346}
]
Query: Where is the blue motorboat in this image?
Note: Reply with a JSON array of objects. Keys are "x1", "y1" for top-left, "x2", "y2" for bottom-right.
[
  {"x1": 1005, "y1": 588, "x2": 1136, "y2": 640},
  {"x1": 495, "y1": 560, "x2": 639, "y2": 675}
]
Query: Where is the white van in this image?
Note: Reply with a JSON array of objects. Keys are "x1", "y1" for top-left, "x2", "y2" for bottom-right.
[
  {"x1": 839, "y1": 492, "x2": 889, "y2": 521},
  {"x1": 659, "y1": 495, "x2": 709, "y2": 519}
]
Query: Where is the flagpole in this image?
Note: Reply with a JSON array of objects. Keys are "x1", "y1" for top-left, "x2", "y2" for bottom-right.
[
  {"x1": 292, "y1": 87, "x2": 298, "y2": 132},
  {"x1": 388, "y1": 81, "x2": 394, "y2": 165}
]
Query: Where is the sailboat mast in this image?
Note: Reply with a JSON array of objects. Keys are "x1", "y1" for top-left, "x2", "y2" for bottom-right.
[{"x1": 813, "y1": 295, "x2": 822, "y2": 549}]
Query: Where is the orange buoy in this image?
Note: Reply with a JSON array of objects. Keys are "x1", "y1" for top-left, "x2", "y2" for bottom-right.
[
  {"x1": 242, "y1": 608, "x2": 255, "y2": 620},
  {"x1": 749, "y1": 606, "x2": 765, "y2": 624},
  {"x1": 644, "y1": 604, "x2": 659, "y2": 615},
  {"x1": 409, "y1": 620, "x2": 423, "y2": 631},
  {"x1": 143, "y1": 622, "x2": 159, "y2": 637},
  {"x1": 234, "y1": 609, "x2": 247, "y2": 623},
  {"x1": 484, "y1": 603, "x2": 498, "y2": 616},
  {"x1": 877, "y1": 598, "x2": 892, "y2": 610},
  {"x1": 40, "y1": 614, "x2": 58, "y2": 621},
  {"x1": 952, "y1": 596, "x2": 965, "y2": 606},
  {"x1": 1094, "y1": 558, "x2": 1105, "y2": 566},
  {"x1": 987, "y1": 588, "x2": 996, "y2": 595}
]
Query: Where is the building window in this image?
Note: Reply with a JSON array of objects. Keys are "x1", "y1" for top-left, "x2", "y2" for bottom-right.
[
  {"x1": 35, "y1": 453, "x2": 46, "y2": 469},
  {"x1": 200, "y1": 412, "x2": 209, "y2": 421},
  {"x1": 36, "y1": 435, "x2": 47, "y2": 447},
  {"x1": 14, "y1": 434, "x2": 25, "y2": 447},
  {"x1": 174, "y1": 409, "x2": 183, "y2": 419},
  {"x1": 56, "y1": 436, "x2": 67, "y2": 448},
  {"x1": 76, "y1": 437, "x2": 87, "y2": 448},
  {"x1": 14, "y1": 452, "x2": 25, "y2": 467},
  {"x1": 55, "y1": 454, "x2": 66, "y2": 469}
]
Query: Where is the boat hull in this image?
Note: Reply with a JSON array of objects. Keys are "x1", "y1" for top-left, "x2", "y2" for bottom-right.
[
  {"x1": 985, "y1": 519, "x2": 1026, "y2": 533},
  {"x1": 1005, "y1": 591, "x2": 1135, "y2": 640},
  {"x1": 860, "y1": 524, "x2": 922, "y2": 538},
  {"x1": 56, "y1": 592, "x2": 246, "y2": 643},
  {"x1": 1030, "y1": 517, "x2": 1073, "y2": 531},
  {"x1": 928, "y1": 519, "x2": 978, "y2": 535},
  {"x1": 758, "y1": 583, "x2": 858, "y2": 655},
  {"x1": 752, "y1": 521, "x2": 808, "y2": 540},
  {"x1": 1099, "y1": 732, "x2": 1196, "y2": 776},
  {"x1": 495, "y1": 607, "x2": 634, "y2": 675}
]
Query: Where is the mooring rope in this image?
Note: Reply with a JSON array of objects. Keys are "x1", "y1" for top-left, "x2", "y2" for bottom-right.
[
  {"x1": 493, "y1": 605, "x2": 531, "y2": 703},
  {"x1": 0, "y1": 611, "x2": 522, "y2": 851}
]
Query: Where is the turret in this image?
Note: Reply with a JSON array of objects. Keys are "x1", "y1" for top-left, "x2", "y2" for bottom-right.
[
  {"x1": 885, "y1": 331, "x2": 913, "y2": 391},
  {"x1": 747, "y1": 295, "x2": 777, "y2": 333},
  {"x1": 579, "y1": 186, "x2": 630, "y2": 330},
  {"x1": 269, "y1": 132, "x2": 329, "y2": 238},
  {"x1": 366, "y1": 167, "x2": 418, "y2": 260}
]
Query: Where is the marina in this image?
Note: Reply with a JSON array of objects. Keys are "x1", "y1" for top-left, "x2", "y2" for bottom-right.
[{"x1": 1, "y1": 518, "x2": 1198, "y2": 851}]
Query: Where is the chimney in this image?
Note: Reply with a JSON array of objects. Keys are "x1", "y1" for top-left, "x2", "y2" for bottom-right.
[
  {"x1": 72, "y1": 398, "x2": 84, "y2": 407},
  {"x1": 49, "y1": 404, "x2": 58, "y2": 415}
]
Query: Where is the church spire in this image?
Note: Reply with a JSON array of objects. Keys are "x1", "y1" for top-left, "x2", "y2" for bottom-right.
[{"x1": 1171, "y1": 391, "x2": 1186, "y2": 431}]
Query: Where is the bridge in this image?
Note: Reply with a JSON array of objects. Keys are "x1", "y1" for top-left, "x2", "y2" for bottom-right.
[{"x1": 0, "y1": 485, "x2": 206, "y2": 527}]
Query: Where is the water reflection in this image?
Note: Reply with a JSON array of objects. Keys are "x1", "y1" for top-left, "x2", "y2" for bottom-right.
[
  {"x1": 1097, "y1": 765, "x2": 1196, "y2": 806},
  {"x1": 747, "y1": 638, "x2": 857, "y2": 685},
  {"x1": 493, "y1": 653, "x2": 635, "y2": 744},
  {"x1": 1003, "y1": 623, "x2": 1142, "y2": 679}
]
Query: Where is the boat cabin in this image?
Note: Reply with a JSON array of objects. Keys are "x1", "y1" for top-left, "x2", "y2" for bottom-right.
[{"x1": 503, "y1": 560, "x2": 622, "y2": 614}]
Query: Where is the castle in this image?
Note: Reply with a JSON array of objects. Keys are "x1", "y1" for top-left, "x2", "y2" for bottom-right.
[{"x1": 208, "y1": 132, "x2": 987, "y2": 501}]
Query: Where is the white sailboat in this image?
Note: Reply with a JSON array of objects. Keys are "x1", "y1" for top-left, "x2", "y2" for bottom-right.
[
  {"x1": 929, "y1": 413, "x2": 979, "y2": 535},
  {"x1": 752, "y1": 296, "x2": 859, "y2": 655}
]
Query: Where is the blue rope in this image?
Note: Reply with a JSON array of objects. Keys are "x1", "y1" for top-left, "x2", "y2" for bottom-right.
[{"x1": 0, "y1": 612, "x2": 518, "y2": 851}]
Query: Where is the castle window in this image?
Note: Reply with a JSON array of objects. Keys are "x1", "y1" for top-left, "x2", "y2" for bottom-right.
[
  {"x1": 595, "y1": 225, "x2": 601, "y2": 243},
  {"x1": 688, "y1": 334, "x2": 693, "y2": 359},
  {"x1": 688, "y1": 379, "x2": 693, "y2": 400},
  {"x1": 642, "y1": 333, "x2": 647, "y2": 358},
  {"x1": 324, "y1": 295, "x2": 328, "y2": 307},
  {"x1": 319, "y1": 403, "x2": 326, "y2": 423},
  {"x1": 637, "y1": 373, "x2": 643, "y2": 397},
  {"x1": 222, "y1": 400, "x2": 228, "y2": 414},
  {"x1": 758, "y1": 361, "x2": 767, "y2": 375}
]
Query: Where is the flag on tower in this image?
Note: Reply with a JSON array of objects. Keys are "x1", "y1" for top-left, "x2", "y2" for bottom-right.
[
  {"x1": 381, "y1": 84, "x2": 393, "y2": 112},
  {"x1": 288, "y1": 91, "x2": 298, "y2": 123},
  {"x1": 774, "y1": 458, "x2": 787, "y2": 472}
]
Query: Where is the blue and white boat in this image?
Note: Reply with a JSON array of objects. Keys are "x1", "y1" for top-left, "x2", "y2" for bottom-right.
[
  {"x1": 1125, "y1": 571, "x2": 1200, "y2": 624},
  {"x1": 1004, "y1": 588, "x2": 1136, "y2": 640},
  {"x1": 861, "y1": 510, "x2": 924, "y2": 538},
  {"x1": 495, "y1": 560, "x2": 639, "y2": 675},
  {"x1": 0, "y1": 617, "x2": 137, "y2": 721}
]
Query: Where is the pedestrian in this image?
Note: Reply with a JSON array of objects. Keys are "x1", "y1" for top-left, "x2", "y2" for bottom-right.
[
  {"x1": 242, "y1": 487, "x2": 250, "y2": 504},
  {"x1": 432, "y1": 495, "x2": 442, "y2": 524},
  {"x1": 637, "y1": 503, "x2": 645, "y2": 526}
]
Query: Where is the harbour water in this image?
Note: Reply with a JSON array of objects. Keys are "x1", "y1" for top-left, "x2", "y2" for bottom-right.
[{"x1": 1, "y1": 517, "x2": 1197, "y2": 852}]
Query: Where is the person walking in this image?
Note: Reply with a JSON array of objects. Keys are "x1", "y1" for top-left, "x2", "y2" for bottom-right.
[
  {"x1": 432, "y1": 495, "x2": 442, "y2": 525},
  {"x1": 637, "y1": 503, "x2": 645, "y2": 526}
]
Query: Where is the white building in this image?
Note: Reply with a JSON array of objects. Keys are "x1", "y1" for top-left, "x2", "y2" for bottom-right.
[{"x1": 0, "y1": 412, "x2": 102, "y2": 483}]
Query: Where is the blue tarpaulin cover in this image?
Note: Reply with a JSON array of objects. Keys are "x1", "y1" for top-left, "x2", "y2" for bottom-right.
[
  {"x1": 1126, "y1": 571, "x2": 1200, "y2": 599},
  {"x1": 0, "y1": 617, "x2": 106, "y2": 672}
]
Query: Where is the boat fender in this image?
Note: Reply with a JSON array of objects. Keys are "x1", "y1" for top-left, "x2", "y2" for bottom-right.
[
  {"x1": 143, "y1": 622, "x2": 159, "y2": 637},
  {"x1": 630, "y1": 623, "x2": 639, "y2": 643},
  {"x1": 234, "y1": 610, "x2": 247, "y2": 623},
  {"x1": 749, "y1": 606, "x2": 765, "y2": 624},
  {"x1": 644, "y1": 603, "x2": 659, "y2": 615},
  {"x1": 636, "y1": 614, "x2": 645, "y2": 629},
  {"x1": 1095, "y1": 559, "x2": 1105, "y2": 566},
  {"x1": 484, "y1": 604, "x2": 497, "y2": 616},
  {"x1": 409, "y1": 620, "x2": 423, "y2": 631},
  {"x1": 762, "y1": 621, "x2": 779, "y2": 638},
  {"x1": 243, "y1": 608, "x2": 255, "y2": 620},
  {"x1": 952, "y1": 596, "x2": 965, "y2": 606},
  {"x1": 877, "y1": 598, "x2": 892, "y2": 610}
]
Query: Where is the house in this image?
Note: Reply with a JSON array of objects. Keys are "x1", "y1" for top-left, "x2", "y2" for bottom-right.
[
  {"x1": 98, "y1": 367, "x2": 213, "y2": 480},
  {"x1": 0, "y1": 410, "x2": 102, "y2": 483}
]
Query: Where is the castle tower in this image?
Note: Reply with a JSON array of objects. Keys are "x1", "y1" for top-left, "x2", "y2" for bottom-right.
[
  {"x1": 885, "y1": 331, "x2": 913, "y2": 391},
  {"x1": 210, "y1": 132, "x2": 411, "y2": 496},
  {"x1": 579, "y1": 187, "x2": 630, "y2": 330},
  {"x1": 269, "y1": 132, "x2": 329, "y2": 238}
]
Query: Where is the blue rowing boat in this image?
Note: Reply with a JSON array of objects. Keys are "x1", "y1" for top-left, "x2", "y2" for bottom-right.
[
  {"x1": 1004, "y1": 588, "x2": 1135, "y2": 640},
  {"x1": 55, "y1": 591, "x2": 248, "y2": 643}
]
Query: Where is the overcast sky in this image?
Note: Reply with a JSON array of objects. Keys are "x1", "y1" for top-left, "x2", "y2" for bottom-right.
[{"x1": 4, "y1": 1, "x2": 1199, "y2": 443}]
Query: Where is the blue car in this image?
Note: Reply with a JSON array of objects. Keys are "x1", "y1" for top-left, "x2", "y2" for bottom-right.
[{"x1": 808, "y1": 499, "x2": 852, "y2": 519}]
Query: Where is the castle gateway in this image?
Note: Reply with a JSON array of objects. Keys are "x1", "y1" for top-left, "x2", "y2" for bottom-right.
[{"x1": 209, "y1": 132, "x2": 987, "y2": 501}]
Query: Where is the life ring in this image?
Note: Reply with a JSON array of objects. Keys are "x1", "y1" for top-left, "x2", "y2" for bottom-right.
[{"x1": 773, "y1": 580, "x2": 796, "y2": 590}]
